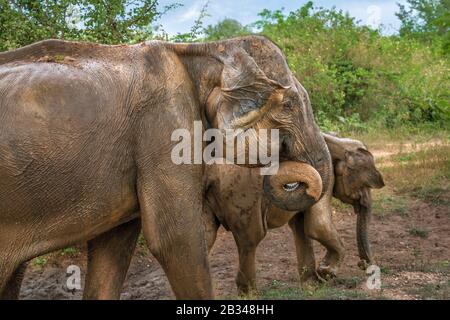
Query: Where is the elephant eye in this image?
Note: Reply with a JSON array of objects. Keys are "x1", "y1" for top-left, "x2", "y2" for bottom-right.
[{"x1": 283, "y1": 100, "x2": 293, "y2": 110}]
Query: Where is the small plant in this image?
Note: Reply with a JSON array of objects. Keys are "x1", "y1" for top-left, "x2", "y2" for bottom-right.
[
  {"x1": 408, "y1": 226, "x2": 429, "y2": 238},
  {"x1": 258, "y1": 280, "x2": 308, "y2": 300},
  {"x1": 137, "y1": 233, "x2": 150, "y2": 257},
  {"x1": 380, "y1": 265, "x2": 391, "y2": 275},
  {"x1": 412, "y1": 247, "x2": 423, "y2": 260},
  {"x1": 408, "y1": 281, "x2": 450, "y2": 300},
  {"x1": 60, "y1": 247, "x2": 79, "y2": 256},
  {"x1": 372, "y1": 190, "x2": 409, "y2": 217},
  {"x1": 33, "y1": 256, "x2": 47, "y2": 268},
  {"x1": 311, "y1": 284, "x2": 370, "y2": 300},
  {"x1": 54, "y1": 54, "x2": 65, "y2": 62},
  {"x1": 138, "y1": 233, "x2": 146, "y2": 247},
  {"x1": 332, "y1": 276, "x2": 362, "y2": 289}
]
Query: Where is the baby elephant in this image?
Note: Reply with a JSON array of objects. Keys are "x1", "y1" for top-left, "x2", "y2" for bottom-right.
[
  {"x1": 324, "y1": 133, "x2": 385, "y2": 269},
  {"x1": 203, "y1": 133, "x2": 384, "y2": 294}
]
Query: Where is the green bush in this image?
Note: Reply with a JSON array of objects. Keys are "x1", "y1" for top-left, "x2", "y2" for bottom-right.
[
  {"x1": 252, "y1": 2, "x2": 449, "y2": 130},
  {"x1": 1, "y1": 1, "x2": 448, "y2": 132}
]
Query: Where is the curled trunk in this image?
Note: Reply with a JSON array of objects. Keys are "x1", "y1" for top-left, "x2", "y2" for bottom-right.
[{"x1": 263, "y1": 161, "x2": 323, "y2": 211}]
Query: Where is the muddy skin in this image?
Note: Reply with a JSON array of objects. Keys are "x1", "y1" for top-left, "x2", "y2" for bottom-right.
[
  {"x1": 3, "y1": 135, "x2": 383, "y2": 299},
  {"x1": 0, "y1": 36, "x2": 331, "y2": 299},
  {"x1": 89, "y1": 134, "x2": 383, "y2": 297},
  {"x1": 200, "y1": 134, "x2": 385, "y2": 294},
  {"x1": 324, "y1": 133, "x2": 385, "y2": 269}
]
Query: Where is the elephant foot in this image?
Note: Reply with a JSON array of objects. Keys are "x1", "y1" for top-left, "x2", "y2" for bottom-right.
[
  {"x1": 236, "y1": 271, "x2": 258, "y2": 297},
  {"x1": 237, "y1": 285, "x2": 258, "y2": 298},
  {"x1": 317, "y1": 262, "x2": 338, "y2": 280},
  {"x1": 299, "y1": 267, "x2": 322, "y2": 288},
  {"x1": 357, "y1": 259, "x2": 371, "y2": 270},
  {"x1": 237, "y1": 287, "x2": 258, "y2": 298}
]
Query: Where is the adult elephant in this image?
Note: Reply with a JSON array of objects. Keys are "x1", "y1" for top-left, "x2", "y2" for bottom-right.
[
  {"x1": 7, "y1": 134, "x2": 382, "y2": 299},
  {"x1": 0, "y1": 36, "x2": 332, "y2": 299},
  {"x1": 75, "y1": 134, "x2": 384, "y2": 299}
]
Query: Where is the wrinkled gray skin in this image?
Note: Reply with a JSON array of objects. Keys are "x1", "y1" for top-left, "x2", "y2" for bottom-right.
[{"x1": 0, "y1": 36, "x2": 332, "y2": 299}]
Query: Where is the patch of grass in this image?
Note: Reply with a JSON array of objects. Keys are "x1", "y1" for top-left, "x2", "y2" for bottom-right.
[
  {"x1": 408, "y1": 226, "x2": 429, "y2": 238},
  {"x1": 260, "y1": 286, "x2": 307, "y2": 300},
  {"x1": 381, "y1": 145, "x2": 450, "y2": 199},
  {"x1": 32, "y1": 256, "x2": 47, "y2": 268},
  {"x1": 413, "y1": 185, "x2": 450, "y2": 206},
  {"x1": 440, "y1": 260, "x2": 450, "y2": 269},
  {"x1": 352, "y1": 123, "x2": 450, "y2": 150},
  {"x1": 54, "y1": 54, "x2": 65, "y2": 62},
  {"x1": 330, "y1": 198, "x2": 352, "y2": 214},
  {"x1": 401, "y1": 261, "x2": 450, "y2": 275},
  {"x1": 258, "y1": 280, "x2": 371, "y2": 300},
  {"x1": 398, "y1": 153, "x2": 416, "y2": 163},
  {"x1": 309, "y1": 284, "x2": 370, "y2": 300},
  {"x1": 380, "y1": 265, "x2": 391, "y2": 275},
  {"x1": 407, "y1": 281, "x2": 450, "y2": 300},
  {"x1": 60, "y1": 247, "x2": 79, "y2": 256},
  {"x1": 331, "y1": 276, "x2": 363, "y2": 289},
  {"x1": 349, "y1": 126, "x2": 449, "y2": 151},
  {"x1": 257, "y1": 280, "x2": 305, "y2": 300},
  {"x1": 412, "y1": 247, "x2": 423, "y2": 260},
  {"x1": 137, "y1": 232, "x2": 150, "y2": 257},
  {"x1": 372, "y1": 189, "x2": 410, "y2": 217},
  {"x1": 138, "y1": 232, "x2": 146, "y2": 247}
]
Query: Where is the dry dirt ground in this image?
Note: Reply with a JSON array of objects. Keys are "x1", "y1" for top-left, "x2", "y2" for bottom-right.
[{"x1": 19, "y1": 140, "x2": 450, "y2": 300}]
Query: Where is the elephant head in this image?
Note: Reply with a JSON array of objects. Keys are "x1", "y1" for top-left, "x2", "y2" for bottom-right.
[
  {"x1": 323, "y1": 133, "x2": 385, "y2": 267},
  {"x1": 170, "y1": 36, "x2": 332, "y2": 212}
]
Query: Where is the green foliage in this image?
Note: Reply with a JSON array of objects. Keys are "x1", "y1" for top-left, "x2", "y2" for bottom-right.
[
  {"x1": 0, "y1": 0, "x2": 180, "y2": 50},
  {"x1": 203, "y1": 18, "x2": 251, "y2": 41},
  {"x1": 407, "y1": 281, "x2": 450, "y2": 299},
  {"x1": 32, "y1": 256, "x2": 47, "y2": 268},
  {"x1": 397, "y1": 0, "x2": 450, "y2": 54},
  {"x1": 1, "y1": 1, "x2": 448, "y2": 130},
  {"x1": 408, "y1": 226, "x2": 429, "y2": 238},
  {"x1": 60, "y1": 247, "x2": 79, "y2": 256},
  {"x1": 252, "y1": 2, "x2": 449, "y2": 129},
  {"x1": 0, "y1": 0, "x2": 78, "y2": 50},
  {"x1": 258, "y1": 279, "x2": 372, "y2": 300},
  {"x1": 372, "y1": 191, "x2": 410, "y2": 217}
]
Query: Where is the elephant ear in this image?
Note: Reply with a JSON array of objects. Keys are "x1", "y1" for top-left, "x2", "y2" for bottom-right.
[{"x1": 206, "y1": 48, "x2": 287, "y2": 130}]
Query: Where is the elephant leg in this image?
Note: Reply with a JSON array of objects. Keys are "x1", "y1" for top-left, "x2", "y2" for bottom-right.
[
  {"x1": 202, "y1": 205, "x2": 220, "y2": 254},
  {"x1": 304, "y1": 197, "x2": 345, "y2": 280},
  {"x1": 137, "y1": 167, "x2": 213, "y2": 299},
  {"x1": 228, "y1": 205, "x2": 266, "y2": 295},
  {"x1": 0, "y1": 262, "x2": 27, "y2": 300},
  {"x1": 288, "y1": 214, "x2": 319, "y2": 285},
  {"x1": 83, "y1": 218, "x2": 141, "y2": 300},
  {"x1": 235, "y1": 241, "x2": 259, "y2": 296}
]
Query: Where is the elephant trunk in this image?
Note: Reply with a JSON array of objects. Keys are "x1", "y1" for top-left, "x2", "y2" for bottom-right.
[
  {"x1": 263, "y1": 161, "x2": 323, "y2": 211},
  {"x1": 355, "y1": 201, "x2": 372, "y2": 269}
]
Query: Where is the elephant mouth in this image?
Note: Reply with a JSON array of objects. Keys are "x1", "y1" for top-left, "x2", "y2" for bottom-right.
[
  {"x1": 263, "y1": 161, "x2": 323, "y2": 212},
  {"x1": 283, "y1": 182, "x2": 301, "y2": 192}
]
